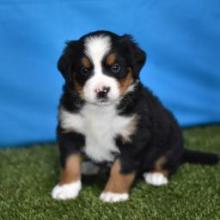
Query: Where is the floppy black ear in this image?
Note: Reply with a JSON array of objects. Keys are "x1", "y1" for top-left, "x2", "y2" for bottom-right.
[
  {"x1": 57, "y1": 40, "x2": 79, "y2": 80},
  {"x1": 120, "y1": 34, "x2": 146, "y2": 77}
]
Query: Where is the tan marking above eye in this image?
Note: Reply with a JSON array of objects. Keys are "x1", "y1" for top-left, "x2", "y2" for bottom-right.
[
  {"x1": 106, "y1": 53, "x2": 117, "y2": 66},
  {"x1": 81, "y1": 57, "x2": 92, "y2": 68}
]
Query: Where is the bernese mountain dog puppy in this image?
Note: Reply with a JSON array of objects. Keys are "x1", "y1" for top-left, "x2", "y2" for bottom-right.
[{"x1": 51, "y1": 30, "x2": 219, "y2": 203}]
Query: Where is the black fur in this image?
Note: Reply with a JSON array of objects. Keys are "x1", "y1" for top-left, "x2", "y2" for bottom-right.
[
  {"x1": 115, "y1": 82, "x2": 185, "y2": 176},
  {"x1": 56, "y1": 30, "x2": 219, "y2": 182}
]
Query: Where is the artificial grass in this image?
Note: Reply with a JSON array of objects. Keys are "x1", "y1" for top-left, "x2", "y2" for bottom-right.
[{"x1": 0, "y1": 126, "x2": 220, "y2": 220}]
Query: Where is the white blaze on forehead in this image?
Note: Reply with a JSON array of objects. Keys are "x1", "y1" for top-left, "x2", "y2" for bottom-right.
[
  {"x1": 83, "y1": 35, "x2": 120, "y2": 104},
  {"x1": 84, "y1": 35, "x2": 111, "y2": 70}
]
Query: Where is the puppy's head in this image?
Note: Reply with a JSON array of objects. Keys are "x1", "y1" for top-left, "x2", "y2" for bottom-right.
[{"x1": 58, "y1": 31, "x2": 146, "y2": 106}]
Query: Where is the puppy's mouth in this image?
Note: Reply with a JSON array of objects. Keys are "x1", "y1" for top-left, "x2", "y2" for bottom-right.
[
  {"x1": 96, "y1": 98, "x2": 112, "y2": 106},
  {"x1": 92, "y1": 96, "x2": 119, "y2": 106},
  {"x1": 99, "y1": 98, "x2": 108, "y2": 103}
]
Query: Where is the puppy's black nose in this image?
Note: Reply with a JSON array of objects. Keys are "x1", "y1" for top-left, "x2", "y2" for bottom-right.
[{"x1": 96, "y1": 86, "x2": 110, "y2": 99}]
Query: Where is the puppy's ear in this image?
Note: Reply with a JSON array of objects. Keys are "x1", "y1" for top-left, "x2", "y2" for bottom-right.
[
  {"x1": 120, "y1": 35, "x2": 146, "y2": 77},
  {"x1": 57, "y1": 40, "x2": 79, "y2": 80}
]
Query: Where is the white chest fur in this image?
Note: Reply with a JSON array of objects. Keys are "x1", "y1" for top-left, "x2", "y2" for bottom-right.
[{"x1": 60, "y1": 104, "x2": 136, "y2": 162}]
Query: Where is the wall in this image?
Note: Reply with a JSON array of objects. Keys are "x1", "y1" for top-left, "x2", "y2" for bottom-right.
[{"x1": 0, "y1": 0, "x2": 220, "y2": 147}]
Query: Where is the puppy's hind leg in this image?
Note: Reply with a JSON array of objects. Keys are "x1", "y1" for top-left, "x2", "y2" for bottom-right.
[{"x1": 143, "y1": 155, "x2": 170, "y2": 186}]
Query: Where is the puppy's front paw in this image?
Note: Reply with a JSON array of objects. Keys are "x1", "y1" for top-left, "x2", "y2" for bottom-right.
[
  {"x1": 100, "y1": 192, "x2": 129, "y2": 203},
  {"x1": 51, "y1": 180, "x2": 81, "y2": 200}
]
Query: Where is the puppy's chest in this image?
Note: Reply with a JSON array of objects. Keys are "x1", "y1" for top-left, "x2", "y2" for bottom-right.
[{"x1": 60, "y1": 105, "x2": 135, "y2": 162}]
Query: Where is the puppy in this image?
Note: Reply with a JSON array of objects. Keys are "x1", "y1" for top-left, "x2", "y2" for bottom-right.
[{"x1": 51, "y1": 31, "x2": 219, "y2": 202}]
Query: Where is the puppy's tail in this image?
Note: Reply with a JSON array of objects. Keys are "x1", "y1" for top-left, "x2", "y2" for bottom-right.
[{"x1": 181, "y1": 149, "x2": 220, "y2": 165}]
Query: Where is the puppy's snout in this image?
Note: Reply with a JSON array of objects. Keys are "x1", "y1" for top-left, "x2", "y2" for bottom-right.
[{"x1": 95, "y1": 86, "x2": 110, "y2": 99}]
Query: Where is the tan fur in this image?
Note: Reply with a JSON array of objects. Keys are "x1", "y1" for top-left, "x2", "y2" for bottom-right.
[
  {"x1": 119, "y1": 68, "x2": 134, "y2": 96},
  {"x1": 75, "y1": 81, "x2": 84, "y2": 98},
  {"x1": 60, "y1": 154, "x2": 81, "y2": 185},
  {"x1": 105, "y1": 53, "x2": 116, "y2": 66},
  {"x1": 154, "y1": 155, "x2": 169, "y2": 176},
  {"x1": 104, "y1": 160, "x2": 135, "y2": 193}
]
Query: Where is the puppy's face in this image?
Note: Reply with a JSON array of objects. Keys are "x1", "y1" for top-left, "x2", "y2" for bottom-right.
[{"x1": 58, "y1": 31, "x2": 146, "y2": 105}]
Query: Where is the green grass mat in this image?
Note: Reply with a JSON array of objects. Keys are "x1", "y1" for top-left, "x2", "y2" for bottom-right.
[{"x1": 0, "y1": 126, "x2": 219, "y2": 220}]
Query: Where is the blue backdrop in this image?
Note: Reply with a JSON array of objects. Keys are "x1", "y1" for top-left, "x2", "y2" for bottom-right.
[{"x1": 0, "y1": 0, "x2": 220, "y2": 147}]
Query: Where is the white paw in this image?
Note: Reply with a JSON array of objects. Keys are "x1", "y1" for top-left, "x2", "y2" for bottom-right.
[
  {"x1": 143, "y1": 172, "x2": 168, "y2": 186},
  {"x1": 100, "y1": 192, "x2": 129, "y2": 203},
  {"x1": 81, "y1": 161, "x2": 100, "y2": 175},
  {"x1": 51, "y1": 180, "x2": 81, "y2": 200}
]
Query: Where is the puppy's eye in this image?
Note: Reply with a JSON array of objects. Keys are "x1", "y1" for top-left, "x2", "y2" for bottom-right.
[
  {"x1": 80, "y1": 67, "x2": 90, "y2": 75},
  {"x1": 111, "y1": 63, "x2": 121, "y2": 73}
]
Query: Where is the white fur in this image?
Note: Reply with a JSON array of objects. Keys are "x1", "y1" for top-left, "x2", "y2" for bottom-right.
[
  {"x1": 143, "y1": 172, "x2": 168, "y2": 186},
  {"x1": 125, "y1": 80, "x2": 139, "y2": 94},
  {"x1": 84, "y1": 35, "x2": 120, "y2": 104},
  {"x1": 51, "y1": 180, "x2": 81, "y2": 200},
  {"x1": 59, "y1": 107, "x2": 84, "y2": 134},
  {"x1": 60, "y1": 105, "x2": 135, "y2": 162},
  {"x1": 81, "y1": 161, "x2": 100, "y2": 175},
  {"x1": 85, "y1": 35, "x2": 111, "y2": 66},
  {"x1": 100, "y1": 192, "x2": 129, "y2": 203},
  {"x1": 83, "y1": 73, "x2": 120, "y2": 105}
]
